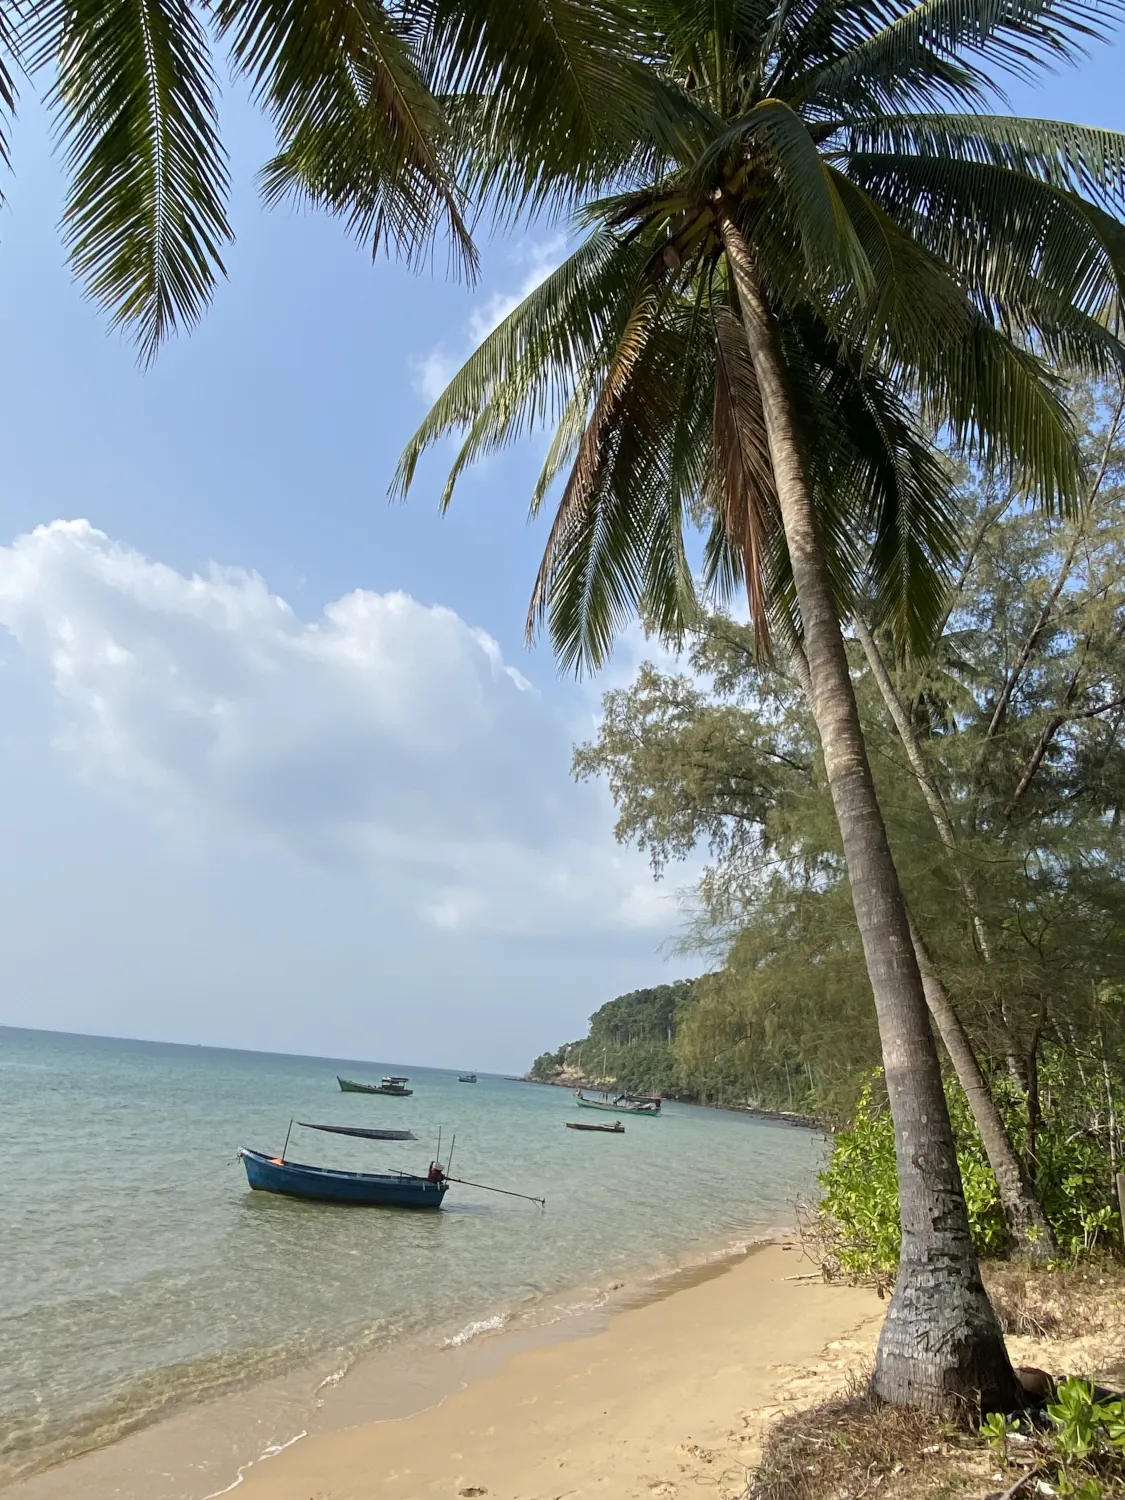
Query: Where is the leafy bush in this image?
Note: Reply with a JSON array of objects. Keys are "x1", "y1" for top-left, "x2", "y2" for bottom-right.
[
  {"x1": 983, "y1": 1378, "x2": 1125, "y2": 1499},
  {"x1": 818, "y1": 1071, "x2": 1120, "y2": 1275}
]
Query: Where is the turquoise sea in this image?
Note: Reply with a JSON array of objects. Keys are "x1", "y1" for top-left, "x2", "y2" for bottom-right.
[{"x1": 0, "y1": 1025, "x2": 823, "y2": 1486}]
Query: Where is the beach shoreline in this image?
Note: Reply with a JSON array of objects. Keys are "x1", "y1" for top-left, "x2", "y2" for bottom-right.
[
  {"x1": 4, "y1": 1232, "x2": 883, "y2": 1500},
  {"x1": 235, "y1": 1239, "x2": 884, "y2": 1500}
]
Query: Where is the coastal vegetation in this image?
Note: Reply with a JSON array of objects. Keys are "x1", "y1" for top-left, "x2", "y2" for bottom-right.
[
  {"x1": 401, "y1": 0, "x2": 1125, "y2": 1411},
  {"x1": 529, "y1": 981, "x2": 696, "y2": 1099},
  {"x1": 570, "y1": 380, "x2": 1125, "y2": 1279}
]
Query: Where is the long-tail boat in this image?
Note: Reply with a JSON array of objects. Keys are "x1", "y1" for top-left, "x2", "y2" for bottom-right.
[
  {"x1": 566, "y1": 1120, "x2": 624, "y2": 1133},
  {"x1": 239, "y1": 1148, "x2": 447, "y2": 1207},
  {"x1": 337, "y1": 1075, "x2": 413, "y2": 1095},
  {"x1": 237, "y1": 1122, "x2": 545, "y2": 1210},
  {"x1": 574, "y1": 1090, "x2": 660, "y2": 1115}
]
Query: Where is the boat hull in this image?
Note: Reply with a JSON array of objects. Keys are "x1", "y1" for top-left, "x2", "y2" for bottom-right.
[
  {"x1": 575, "y1": 1094, "x2": 660, "y2": 1115},
  {"x1": 337, "y1": 1077, "x2": 413, "y2": 1095},
  {"x1": 566, "y1": 1121, "x2": 624, "y2": 1133},
  {"x1": 238, "y1": 1149, "x2": 447, "y2": 1208}
]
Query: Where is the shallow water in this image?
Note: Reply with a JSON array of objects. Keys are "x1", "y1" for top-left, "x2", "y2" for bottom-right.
[{"x1": 0, "y1": 1025, "x2": 823, "y2": 1483}]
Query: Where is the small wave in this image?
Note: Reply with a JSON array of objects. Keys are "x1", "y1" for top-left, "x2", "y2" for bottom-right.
[
  {"x1": 441, "y1": 1313, "x2": 509, "y2": 1348},
  {"x1": 202, "y1": 1429, "x2": 307, "y2": 1498},
  {"x1": 314, "y1": 1361, "x2": 351, "y2": 1394}
]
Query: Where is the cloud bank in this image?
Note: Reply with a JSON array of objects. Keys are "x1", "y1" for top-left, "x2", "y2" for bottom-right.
[{"x1": 0, "y1": 521, "x2": 671, "y2": 937}]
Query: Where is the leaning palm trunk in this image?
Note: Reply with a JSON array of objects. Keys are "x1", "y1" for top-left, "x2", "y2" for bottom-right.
[
  {"x1": 907, "y1": 917, "x2": 1056, "y2": 1262},
  {"x1": 783, "y1": 617, "x2": 1056, "y2": 1262},
  {"x1": 853, "y1": 616, "x2": 1057, "y2": 1263},
  {"x1": 720, "y1": 212, "x2": 1016, "y2": 1412}
]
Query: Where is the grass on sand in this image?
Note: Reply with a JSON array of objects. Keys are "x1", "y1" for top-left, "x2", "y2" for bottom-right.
[{"x1": 748, "y1": 1260, "x2": 1125, "y2": 1500}]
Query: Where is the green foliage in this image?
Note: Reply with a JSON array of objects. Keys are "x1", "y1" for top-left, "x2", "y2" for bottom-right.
[
  {"x1": 981, "y1": 1379, "x2": 1125, "y2": 1499},
  {"x1": 820, "y1": 1069, "x2": 1123, "y2": 1276},
  {"x1": 567, "y1": 385, "x2": 1125, "y2": 1252},
  {"x1": 399, "y1": 4, "x2": 1125, "y2": 672},
  {"x1": 979, "y1": 1410, "x2": 1019, "y2": 1461},
  {"x1": 529, "y1": 982, "x2": 696, "y2": 1097}
]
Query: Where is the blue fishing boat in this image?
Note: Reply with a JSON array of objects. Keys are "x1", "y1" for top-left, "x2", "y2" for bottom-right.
[{"x1": 238, "y1": 1147, "x2": 448, "y2": 1208}]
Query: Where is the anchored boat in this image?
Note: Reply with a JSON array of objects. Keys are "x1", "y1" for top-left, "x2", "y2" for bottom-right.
[
  {"x1": 239, "y1": 1148, "x2": 447, "y2": 1207},
  {"x1": 337, "y1": 1075, "x2": 413, "y2": 1095},
  {"x1": 574, "y1": 1090, "x2": 661, "y2": 1115},
  {"x1": 566, "y1": 1120, "x2": 624, "y2": 1133},
  {"x1": 237, "y1": 1122, "x2": 546, "y2": 1211}
]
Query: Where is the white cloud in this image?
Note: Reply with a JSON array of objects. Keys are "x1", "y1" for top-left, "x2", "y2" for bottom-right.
[
  {"x1": 412, "y1": 236, "x2": 567, "y2": 403},
  {"x1": 0, "y1": 520, "x2": 672, "y2": 938}
]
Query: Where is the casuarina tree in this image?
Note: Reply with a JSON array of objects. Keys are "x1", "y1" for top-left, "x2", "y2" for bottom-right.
[{"x1": 397, "y1": 0, "x2": 1125, "y2": 1410}]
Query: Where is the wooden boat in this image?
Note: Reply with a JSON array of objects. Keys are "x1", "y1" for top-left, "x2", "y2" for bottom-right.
[
  {"x1": 237, "y1": 1123, "x2": 546, "y2": 1211},
  {"x1": 337, "y1": 1075, "x2": 413, "y2": 1096},
  {"x1": 238, "y1": 1148, "x2": 447, "y2": 1207},
  {"x1": 574, "y1": 1090, "x2": 660, "y2": 1115},
  {"x1": 566, "y1": 1120, "x2": 624, "y2": 1133},
  {"x1": 458, "y1": 1073, "x2": 477, "y2": 1083}
]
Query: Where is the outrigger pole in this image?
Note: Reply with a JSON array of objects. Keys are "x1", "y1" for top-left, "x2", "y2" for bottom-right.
[{"x1": 443, "y1": 1175, "x2": 546, "y2": 1208}]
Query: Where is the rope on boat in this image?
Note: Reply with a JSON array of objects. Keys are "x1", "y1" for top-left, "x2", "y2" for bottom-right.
[{"x1": 444, "y1": 1175, "x2": 546, "y2": 1208}]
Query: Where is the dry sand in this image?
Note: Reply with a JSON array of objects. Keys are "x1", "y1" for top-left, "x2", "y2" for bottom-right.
[{"x1": 234, "y1": 1243, "x2": 884, "y2": 1500}]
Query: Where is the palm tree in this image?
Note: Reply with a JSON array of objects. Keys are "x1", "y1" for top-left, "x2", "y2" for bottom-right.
[
  {"x1": 7, "y1": 0, "x2": 641, "y2": 360},
  {"x1": 398, "y1": 0, "x2": 1125, "y2": 1410}
]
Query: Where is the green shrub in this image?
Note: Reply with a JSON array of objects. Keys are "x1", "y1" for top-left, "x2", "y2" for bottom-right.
[
  {"x1": 982, "y1": 1378, "x2": 1125, "y2": 1498},
  {"x1": 818, "y1": 1071, "x2": 1119, "y2": 1275}
]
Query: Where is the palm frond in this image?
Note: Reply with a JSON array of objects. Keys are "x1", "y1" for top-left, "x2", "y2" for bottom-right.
[
  {"x1": 841, "y1": 150, "x2": 1125, "y2": 323},
  {"x1": 709, "y1": 300, "x2": 777, "y2": 641},
  {"x1": 534, "y1": 308, "x2": 710, "y2": 672},
  {"x1": 38, "y1": 0, "x2": 230, "y2": 361},
  {"x1": 699, "y1": 99, "x2": 874, "y2": 292},
  {"x1": 806, "y1": 0, "x2": 1124, "y2": 114},
  {"x1": 841, "y1": 114, "x2": 1125, "y2": 213},
  {"x1": 527, "y1": 284, "x2": 661, "y2": 641},
  {"x1": 393, "y1": 229, "x2": 650, "y2": 502},
  {"x1": 0, "y1": 9, "x2": 20, "y2": 188},
  {"x1": 419, "y1": 0, "x2": 665, "y2": 222},
  {"x1": 219, "y1": 0, "x2": 474, "y2": 272}
]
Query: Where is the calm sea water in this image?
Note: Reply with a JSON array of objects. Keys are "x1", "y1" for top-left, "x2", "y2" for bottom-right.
[{"x1": 0, "y1": 1026, "x2": 823, "y2": 1484}]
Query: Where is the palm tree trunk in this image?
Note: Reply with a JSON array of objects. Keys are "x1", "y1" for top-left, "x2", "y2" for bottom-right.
[
  {"x1": 719, "y1": 212, "x2": 1016, "y2": 1413},
  {"x1": 853, "y1": 615, "x2": 1056, "y2": 1262},
  {"x1": 907, "y1": 917, "x2": 1055, "y2": 1261}
]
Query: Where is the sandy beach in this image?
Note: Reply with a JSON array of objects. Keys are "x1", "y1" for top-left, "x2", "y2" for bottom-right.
[
  {"x1": 5, "y1": 1241, "x2": 885, "y2": 1500},
  {"x1": 232, "y1": 1243, "x2": 883, "y2": 1500}
]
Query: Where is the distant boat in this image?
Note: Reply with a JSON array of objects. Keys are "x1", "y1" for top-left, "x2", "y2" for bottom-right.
[
  {"x1": 239, "y1": 1148, "x2": 447, "y2": 1207},
  {"x1": 458, "y1": 1073, "x2": 477, "y2": 1083},
  {"x1": 566, "y1": 1119, "x2": 624, "y2": 1133},
  {"x1": 337, "y1": 1075, "x2": 413, "y2": 1096},
  {"x1": 574, "y1": 1090, "x2": 660, "y2": 1115}
]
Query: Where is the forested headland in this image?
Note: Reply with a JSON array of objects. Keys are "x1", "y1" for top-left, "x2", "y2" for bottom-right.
[{"x1": 528, "y1": 978, "x2": 819, "y2": 1115}]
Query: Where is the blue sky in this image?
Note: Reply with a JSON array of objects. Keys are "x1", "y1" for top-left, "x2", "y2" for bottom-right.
[{"x1": 0, "y1": 34, "x2": 1121, "y2": 1071}]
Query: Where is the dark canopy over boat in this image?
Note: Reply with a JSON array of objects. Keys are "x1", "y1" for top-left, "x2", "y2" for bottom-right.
[{"x1": 297, "y1": 1122, "x2": 416, "y2": 1141}]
